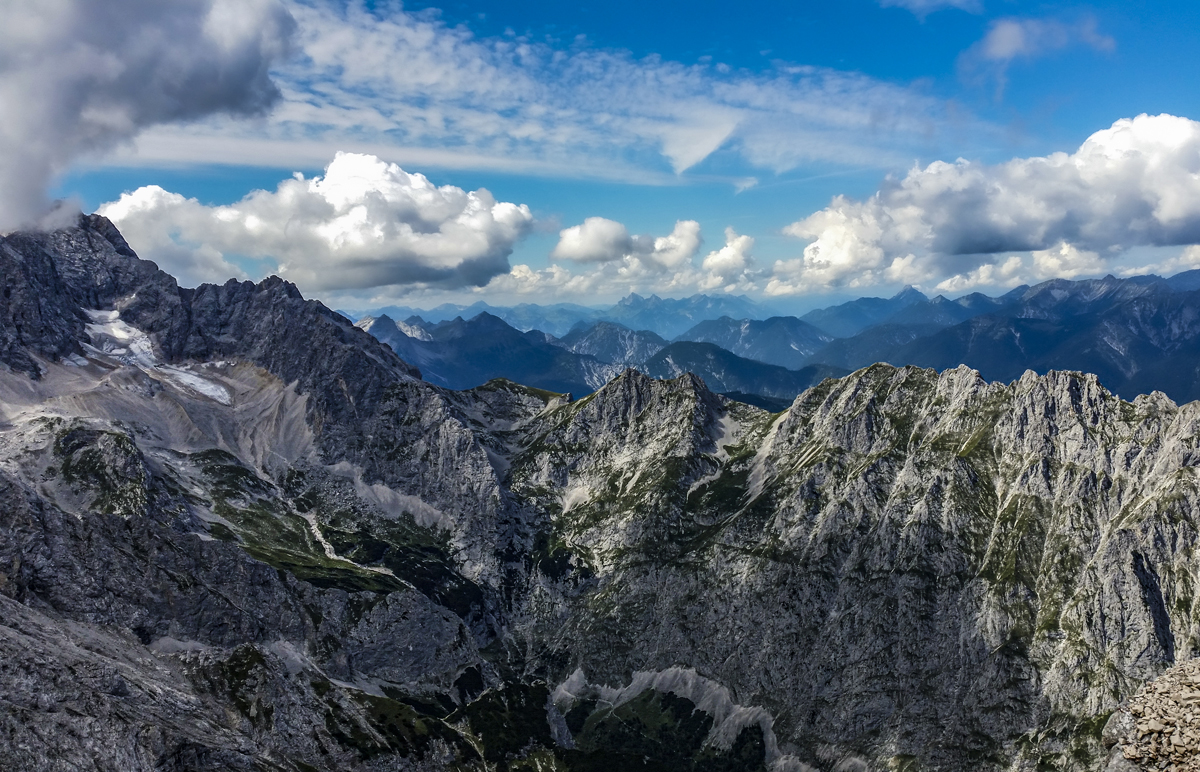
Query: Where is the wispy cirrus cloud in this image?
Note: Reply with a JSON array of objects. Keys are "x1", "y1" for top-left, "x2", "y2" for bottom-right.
[
  {"x1": 110, "y1": 0, "x2": 982, "y2": 186},
  {"x1": 960, "y1": 16, "x2": 1115, "y2": 98},
  {"x1": 878, "y1": 0, "x2": 982, "y2": 20}
]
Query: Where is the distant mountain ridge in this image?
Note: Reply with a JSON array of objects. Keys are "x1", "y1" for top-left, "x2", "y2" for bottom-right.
[
  {"x1": 347, "y1": 293, "x2": 777, "y2": 338},
  {"x1": 641, "y1": 342, "x2": 847, "y2": 399},
  {"x1": 674, "y1": 316, "x2": 832, "y2": 369},
  {"x1": 356, "y1": 272, "x2": 1200, "y2": 406},
  {"x1": 553, "y1": 321, "x2": 667, "y2": 365},
  {"x1": 360, "y1": 312, "x2": 841, "y2": 407},
  {"x1": 356, "y1": 312, "x2": 618, "y2": 395},
  {"x1": 790, "y1": 273, "x2": 1200, "y2": 403}
]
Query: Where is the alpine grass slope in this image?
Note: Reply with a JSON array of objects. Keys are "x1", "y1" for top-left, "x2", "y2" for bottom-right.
[{"x1": 0, "y1": 215, "x2": 1196, "y2": 771}]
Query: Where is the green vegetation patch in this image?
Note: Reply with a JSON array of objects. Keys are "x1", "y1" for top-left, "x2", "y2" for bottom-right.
[
  {"x1": 323, "y1": 688, "x2": 469, "y2": 762},
  {"x1": 563, "y1": 690, "x2": 770, "y2": 772},
  {"x1": 53, "y1": 426, "x2": 149, "y2": 516},
  {"x1": 193, "y1": 453, "x2": 406, "y2": 594},
  {"x1": 285, "y1": 470, "x2": 488, "y2": 619}
]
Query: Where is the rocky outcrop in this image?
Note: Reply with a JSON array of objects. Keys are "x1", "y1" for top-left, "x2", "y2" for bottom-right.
[
  {"x1": 1, "y1": 212, "x2": 420, "y2": 410},
  {"x1": 1104, "y1": 659, "x2": 1200, "y2": 770},
  {"x1": 503, "y1": 364, "x2": 1200, "y2": 770},
  {"x1": 6, "y1": 218, "x2": 1200, "y2": 770}
]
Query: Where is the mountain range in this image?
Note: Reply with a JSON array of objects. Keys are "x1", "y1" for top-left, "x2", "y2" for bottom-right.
[
  {"x1": 356, "y1": 312, "x2": 619, "y2": 395},
  {"x1": 2, "y1": 215, "x2": 1199, "y2": 771},
  {"x1": 358, "y1": 312, "x2": 842, "y2": 405},
  {"x1": 345, "y1": 292, "x2": 777, "y2": 338},
  {"x1": 353, "y1": 272, "x2": 1200, "y2": 409},
  {"x1": 806, "y1": 274, "x2": 1200, "y2": 403}
]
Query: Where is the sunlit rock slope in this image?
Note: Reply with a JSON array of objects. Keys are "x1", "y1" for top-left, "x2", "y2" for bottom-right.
[{"x1": 1, "y1": 215, "x2": 1198, "y2": 771}]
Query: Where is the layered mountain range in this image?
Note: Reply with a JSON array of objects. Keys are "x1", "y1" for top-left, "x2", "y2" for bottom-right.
[
  {"x1": 349, "y1": 292, "x2": 772, "y2": 339},
  {"x1": 355, "y1": 314, "x2": 843, "y2": 403},
  {"x1": 1, "y1": 215, "x2": 1197, "y2": 771},
  {"x1": 356, "y1": 270, "x2": 1200, "y2": 409}
]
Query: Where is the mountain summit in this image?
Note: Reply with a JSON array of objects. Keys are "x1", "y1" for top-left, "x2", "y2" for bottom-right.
[{"x1": 0, "y1": 217, "x2": 1193, "y2": 771}]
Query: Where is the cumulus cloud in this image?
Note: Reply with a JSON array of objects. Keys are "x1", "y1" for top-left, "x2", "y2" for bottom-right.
[
  {"x1": 1120, "y1": 245, "x2": 1200, "y2": 279},
  {"x1": 960, "y1": 17, "x2": 1114, "y2": 97},
  {"x1": 486, "y1": 219, "x2": 758, "y2": 301},
  {"x1": 935, "y1": 256, "x2": 1025, "y2": 293},
  {"x1": 932, "y1": 244, "x2": 1104, "y2": 293},
  {"x1": 113, "y1": 0, "x2": 975, "y2": 184},
  {"x1": 98, "y1": 152, "x2": 533, "y2": 291},
  {"x1": 551, "y1": 218, "x2": 702, "y2": 270},
  {"x1": 699, "y1": 228, "x2": 756, "y2": 290},
  {"x1": 879, "y1": 0, "x2": 981, "y2": 19},
  {"x1": 772, "y1": 114, "x2": 1200, "y2": 294},
  {"x1": 552, "y1": 218, "x2": 638, "y2": 263},
  {"x1": 0, "y1": 0, "x2": 295, "y2": 231}
]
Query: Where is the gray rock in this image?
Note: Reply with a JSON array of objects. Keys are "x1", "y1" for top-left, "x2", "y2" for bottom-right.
[{"x1": 8, "y1": 217, "x2": 1200, "y2": 770}]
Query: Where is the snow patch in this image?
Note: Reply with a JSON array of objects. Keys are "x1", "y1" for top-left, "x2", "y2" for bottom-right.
[
  {"x1": 83, "y1": 309, "x2": 232, "y2": 405},
  {"x1": 85, "y1": 309, "x2": 158, "y2": 368},
  {"x1": 157, "y1": 365, "x2": 232, "y2": 405},
  {"x1": 300, "y1": 511, "x2": 401, "y2": 580},
  {"x1": 560, "y1": 484, "x2": 593, "y2": 512},
  {"x1": 712, "y1": 410, "x2": 739, "y2": 462}
]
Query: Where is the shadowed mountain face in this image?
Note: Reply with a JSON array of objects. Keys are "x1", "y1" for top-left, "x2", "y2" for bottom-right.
[
  {"x1": 366, "y1": 270, "x2": 1200, "y2": 408},
  {"x1": 799, "y1": 286, "x2": 930, "y2": 337},
  {"x1": 553, "y1": 321, "x2": 667, "y2": 365},
  {"x1": 642, "y1": 341, "x2": 846, "y2": 399},
  {"x1": 846, "y1": 276, "x2": 1200, "y2": 403},
  {"x1": 674, "y1": 315, "x2": 832, "y2": 369},
  {"x1": 805, "y1": 323, "x2": 946, "y2": 370},
  {"x1": 343, "y1": 274, "x2": 1200, "y2": 410},
  {"x1": 360, "y1": 314, "x2": 833, "y2": 406},
  {"x1": 357, "y1": 312, "x2": 618, "y2": 395},
  {"x1": 5, "y1": 217, "x2": 1200, "y2": 772}
]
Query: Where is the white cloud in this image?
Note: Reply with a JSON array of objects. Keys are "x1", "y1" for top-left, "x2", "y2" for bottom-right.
[
  {"x1": 933, "y1": 244, "x2": 1103, "y2": 293},
  {"x1": 650, "y1": 221, "x2": 706, "y2": 270},
  {"x1": 108, "y1": 0, "x2": 975, "y2": 184},
  {"x1": 879, "y1": 0, "x2": 981, "y2": 19},
  {"x1": 1120, "y1": 245, "x2": 1200, "y2": 279},
  {"x1": 552, "y1": 218, "x2": 637, "y2": 263},
  {"x1": 1030, "y1": 242, "x2": 1105, "y2": 279},
  {"x1": 935, "y1": 256, "x2": 1025, "y2": 293},
  {"x1": 98, "y1": 152, "x2": 533, "y2": 291},
  {"x1": 960, "y1": 17, "x2": 1114, "y2": 97},
  {"x1": 551, "y1": 218, "x2": 702, "y2": 270},
  {"x1": 699, "y1": 228, "x2": 756, "y2": 290},
  {"x1": 487, "y1": 219, "x2": 758, "y2": 301},
  {"x1": 773, "y1": 114, "x2": 1200, "y2": 293},
  {"x1": 0, "y1": 0, "x2": 294, "y2": 231}
]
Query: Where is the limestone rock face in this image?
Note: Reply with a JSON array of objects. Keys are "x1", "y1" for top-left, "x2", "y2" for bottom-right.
[{"x1": 4, "y1": 217, "x2": 1200, "y2": 771}]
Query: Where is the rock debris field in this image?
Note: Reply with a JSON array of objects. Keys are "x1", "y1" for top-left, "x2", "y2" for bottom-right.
[{"x1": 1117, "y1": 659, "x2": 1200, "y2": 770}]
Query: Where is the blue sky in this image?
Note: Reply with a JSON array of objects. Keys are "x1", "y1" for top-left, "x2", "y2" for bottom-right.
[{"x1": 25, "y1": 0, "x2": 1200, "y2": 309}]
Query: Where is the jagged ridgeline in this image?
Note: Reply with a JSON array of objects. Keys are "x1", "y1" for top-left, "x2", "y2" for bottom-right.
[{"x1": 0, "y1": 215, "x2": 1196, "y2": 771}]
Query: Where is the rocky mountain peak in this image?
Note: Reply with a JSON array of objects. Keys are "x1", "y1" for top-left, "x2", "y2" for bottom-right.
[{"x1": 8, "y1": 217, "x2": 1200, "y2": 771}]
